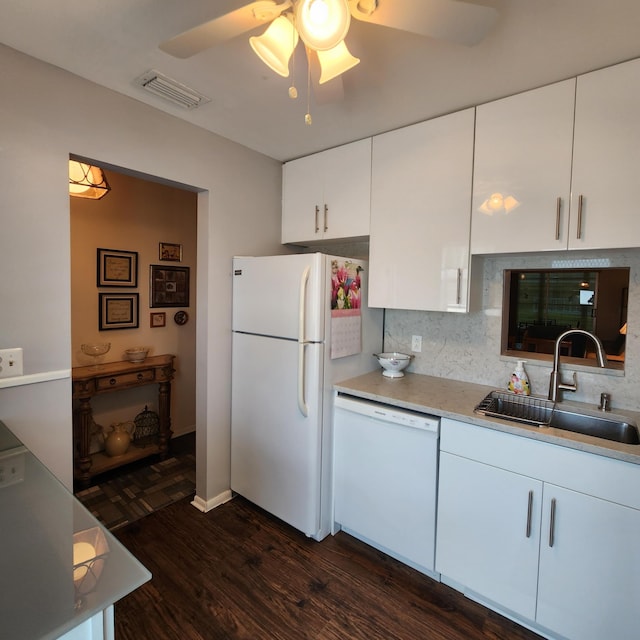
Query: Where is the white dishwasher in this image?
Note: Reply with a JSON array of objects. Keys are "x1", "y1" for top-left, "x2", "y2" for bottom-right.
[{"x1": 333, "y1": 393, "x2": 440, "y2": 578}]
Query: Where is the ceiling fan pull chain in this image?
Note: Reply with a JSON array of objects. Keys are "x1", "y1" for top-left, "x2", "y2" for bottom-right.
[
  {"x1": 305, "y1": 46, "x2": 312, "y2": 125},
  {"x1": 288, "y1": 11, "x2": 298, "y2": 99}
]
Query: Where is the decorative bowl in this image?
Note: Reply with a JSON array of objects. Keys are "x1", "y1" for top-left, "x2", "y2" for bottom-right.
[
  {"x1": 81, "y1": 343, "x2": 111, "y2": 357},
  {"x1": 124, "y1": 347, "x2": 149, "y2": 363},
  {"x1": 373, "y1": 352, "x2": 413, "y2": 378},
  {"x1": 80, "y1": 343, "x2": 111, "y2": 370}
]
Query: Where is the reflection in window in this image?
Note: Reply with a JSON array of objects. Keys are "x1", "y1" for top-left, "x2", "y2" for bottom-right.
[{"x1": 504, "y1": 269, "x2": 629, "y2": 364}]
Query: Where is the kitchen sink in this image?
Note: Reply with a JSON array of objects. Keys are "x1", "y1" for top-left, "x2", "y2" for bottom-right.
[
  {"x1": 549, "y1": 408, "x2": 639, "y2": 444},
  {"x1": 474, "y1": 390, "x2": 640, "y2": 445}
]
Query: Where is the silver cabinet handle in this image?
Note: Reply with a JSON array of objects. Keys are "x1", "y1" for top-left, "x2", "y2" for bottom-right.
[
  {"x1": 324, "y1": 204, "x2": 328, "y2": 232},
  {"x1": 576, "y1": 195, "x2": 584, "y2": 239},
  {"x1": 555, "y1": 197, "x2": 561, "y2": 240},
  {"x1": 526, "y1": 490, "x2": 534, "y2": 538},
  {"x1": 456, "y1": 268, "x2": 462, "y2": 305},
  {"x1": 549, "y1": 497, "x2": 557, "y2": 547},
  {"x1": 314, "y1": 205, "x2": 319, "y2": 233}
]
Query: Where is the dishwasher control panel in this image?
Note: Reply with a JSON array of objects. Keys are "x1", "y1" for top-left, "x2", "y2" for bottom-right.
[{"x1": 335, "y1": 394, "x2": 440, "y2": 433}]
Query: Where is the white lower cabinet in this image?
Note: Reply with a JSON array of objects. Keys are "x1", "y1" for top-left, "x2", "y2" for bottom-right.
[
  {"x1": 436, "y1": 418, "x2": 640, "y2": 640},
  {"x1": 537, "y1": 485, "x2": 640, "y2": 640},
  {"x1": 437, "y1": 452, "x2": 541, "y2": 620}
]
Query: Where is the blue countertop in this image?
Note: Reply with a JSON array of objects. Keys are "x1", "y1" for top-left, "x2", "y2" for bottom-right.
[{"x1": 0, "y1": 420, "x2": 150, "y2": 640}]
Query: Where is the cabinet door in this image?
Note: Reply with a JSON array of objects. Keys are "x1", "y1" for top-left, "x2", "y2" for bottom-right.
[
  {"x1": 471, "y1": 79, "x2": 575, "y2": 254},
  {"x1": 436, "y1": 452, "x2": 541, "y2": 620},
  {"x1": 282, "y1": 139, "x2": 371, "y2": 244},
  {"x1": 369, "y1": 108, "x2": 474, "y2": 311},
  {"x1": 322, "y1": 138, "x2": 371, "y2": 240},
  {"x1": 537, "y1": 484, "x2": 640, "y2": 640},
  {"x1": 282, "y1": 152, "x2": 324, "y2": 244},
  {"x1": 569, "y1": 58, "x2": 640, "y2": 249}
]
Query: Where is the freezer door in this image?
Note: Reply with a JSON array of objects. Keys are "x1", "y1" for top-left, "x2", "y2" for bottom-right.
[
  {"x1": 231, "y1": 332, "x2": 323, "y2": 537},
  {"x1": 232, "y1": 254, "x2": 324, "y2": 341}
]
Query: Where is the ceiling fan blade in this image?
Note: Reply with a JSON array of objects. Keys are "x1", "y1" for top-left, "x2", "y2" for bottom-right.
[
  {"x1": 349, "y1": 0, "x2": 499, "y2": 46},
  {"x1": 159, "y1": 1, "x2": 291, "y2": 58}
]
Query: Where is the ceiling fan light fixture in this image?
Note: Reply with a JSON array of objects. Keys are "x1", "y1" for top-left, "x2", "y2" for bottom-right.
[
  {"x1": 250, "y1": 15, "x2": 299, "y2": 77},
  {"x1": 295, "y1": 0, "x2": 351, "y2": 51},
  {"x1": 317, "y1": 40, "x2": 360, "y2": 83},
  {"x1": 69, "y1": 160, "x2": 111, "y2": 200}
]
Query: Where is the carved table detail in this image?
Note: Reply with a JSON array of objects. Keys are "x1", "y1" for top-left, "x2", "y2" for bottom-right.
[{"x1": 72, "y1": 354, "x2": 175, "y2": 487}]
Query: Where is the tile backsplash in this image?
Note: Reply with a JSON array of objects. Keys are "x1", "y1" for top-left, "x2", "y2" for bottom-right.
[{"x1": 383, "y1": 249, "x2": 640, "y2": 412}]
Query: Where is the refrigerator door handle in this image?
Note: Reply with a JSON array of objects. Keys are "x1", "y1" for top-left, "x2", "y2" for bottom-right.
[
  {"x1": 297, "y1": 264, "x2": 311, "y2": 417},
  {"x1": 298, "y1": 342, "x2": 308, "y2": 417},
  {"x1": 298, "y1": 265, "x2": 310, "y2": 343}
]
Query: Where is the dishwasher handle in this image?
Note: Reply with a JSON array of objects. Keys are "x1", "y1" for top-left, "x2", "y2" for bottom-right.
[{"x1": 334, "y1": 394, "x2": 440, "y2": 433}]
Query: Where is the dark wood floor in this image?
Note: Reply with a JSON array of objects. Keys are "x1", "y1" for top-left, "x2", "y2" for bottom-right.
[{"x1": 114, "y1": 496, "x2": 542, "y2": 640}]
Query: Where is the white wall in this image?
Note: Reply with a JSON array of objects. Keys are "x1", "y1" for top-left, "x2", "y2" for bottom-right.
[
  {"x1": 0, "y1": 44, "x2": 285, "y2": 494},
  {"x1": 385, "y1": 249, "x2": 640, "y2": 411}
]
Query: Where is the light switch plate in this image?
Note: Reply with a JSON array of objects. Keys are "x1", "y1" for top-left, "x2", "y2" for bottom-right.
[{"x1": 0, "y1": 348, "x2": 23, "y2": 378}]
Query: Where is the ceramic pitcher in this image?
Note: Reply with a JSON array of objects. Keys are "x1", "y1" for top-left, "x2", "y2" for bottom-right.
[{"x1": 104, "y1": 421, "x2": 135, "y2": 457}]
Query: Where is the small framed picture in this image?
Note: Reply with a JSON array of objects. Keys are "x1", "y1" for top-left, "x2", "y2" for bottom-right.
[
  {"x1": 150, "y1": 312, "x2": 166, "y2": 328},
  {"x1": 150, "y1": 265, "x2": 190, "y2": 308},
  {"x1": 159, "y1": 242, "x2": 182, "y2": 262},
  {"x1": 99, "y1": 293, "x2": 139, "y2": 330},
  {"x1": 97, "y1": 248, "x2": 138, "y2": 287}
]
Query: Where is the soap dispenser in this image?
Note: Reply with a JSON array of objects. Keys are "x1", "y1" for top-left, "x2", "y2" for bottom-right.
[{"x1": 508, "y1": 360, "x2": 531, "y2": 396}]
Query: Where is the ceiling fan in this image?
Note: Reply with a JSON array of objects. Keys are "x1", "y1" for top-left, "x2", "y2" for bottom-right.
[{"x1": 159, "y1": 0, "x2": 499, "y2": 121}]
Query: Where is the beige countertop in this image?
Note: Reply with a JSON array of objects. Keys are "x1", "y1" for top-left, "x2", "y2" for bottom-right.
[{"x1": 334, "y1": 371, "x2": 640, "y2": 466}]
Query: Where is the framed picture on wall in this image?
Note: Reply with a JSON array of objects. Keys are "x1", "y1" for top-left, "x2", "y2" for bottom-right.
[
  {"x1": 159, "y1": 242, "x2": 182, "y2": 262},
  {"x1": 97, "y1": 248, "x2": 138, "y2": 287},
  {"x1": 150, "y1": 265, "x2": 190, "y2": 308},
  {"x1": 150, "y1": 312, "x2": 166, "y2": 328},
  {"x1": 99, "y1": 293, "x2": 139, "y2": 330}
]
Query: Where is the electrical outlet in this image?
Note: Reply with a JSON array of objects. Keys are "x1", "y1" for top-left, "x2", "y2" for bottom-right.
[
  {"x1": 411, "y1": 335, "x2": 422, "y2": 353},
  {"x1": 0, "y1": 348, "x2": 23, "y2": 378},
  {"x1": 0, "y1": 449, "x2": 25, "y2": 488}
]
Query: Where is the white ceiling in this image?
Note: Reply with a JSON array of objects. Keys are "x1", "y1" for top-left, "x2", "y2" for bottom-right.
[{"x1": 2, "y1": 0, "x2": 640, "y2": 162}]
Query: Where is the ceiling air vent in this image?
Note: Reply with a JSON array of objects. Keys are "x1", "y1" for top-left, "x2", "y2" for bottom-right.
[{"x1": 135, "y1": 70, "x2": 211, "y2": 109}]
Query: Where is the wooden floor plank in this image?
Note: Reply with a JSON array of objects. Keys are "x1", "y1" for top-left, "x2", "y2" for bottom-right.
[{"x1": 114, "y1": 496, "x2": 543, "y2": 640}]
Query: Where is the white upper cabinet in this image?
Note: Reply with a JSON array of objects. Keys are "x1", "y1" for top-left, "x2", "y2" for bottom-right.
[
  {"x1": 369, "y1": 108, "x2": 475, "y2": 312},
  {"x1": 569, "y1": 57, "x2": 640, "y2": 249},
  {"x1": 472, "y1": 57, "x2": 640, "y2": 254},
  {"x1": 281, "y1": 138, "x2": 371, "y2": 244},
  {"x1": 471, "y1": 79, "x2": 576, "y2": 254}
]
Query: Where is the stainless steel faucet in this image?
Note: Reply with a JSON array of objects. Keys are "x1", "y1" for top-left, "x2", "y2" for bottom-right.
[{"x1": 548, "y1": 329, "x2": 608, "y2": 402}]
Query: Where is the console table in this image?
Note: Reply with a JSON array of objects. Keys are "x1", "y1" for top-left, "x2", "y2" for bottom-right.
[{"x1": 72, "y1": 354, "x2": 175, "y2": 487}]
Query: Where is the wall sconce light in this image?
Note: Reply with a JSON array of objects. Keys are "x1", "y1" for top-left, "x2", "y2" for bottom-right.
[
  {"x1": 69, "y1": 160, "x2": 111, "y2": 200},
  {"x1": 479, "y1": 192, "x2": 520, "y2": 216},
  {"x1": 73, "y1": 526, "x2": 110, "y2": 606}
]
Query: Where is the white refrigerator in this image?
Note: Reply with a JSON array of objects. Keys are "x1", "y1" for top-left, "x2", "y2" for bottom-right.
[{"x1": 231, "y1": 253, "x2": 383, "y2": 541}]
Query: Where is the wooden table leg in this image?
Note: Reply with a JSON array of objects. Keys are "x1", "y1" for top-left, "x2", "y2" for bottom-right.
[
  {"x1": 75, "y1": 396, "x2": 93, "y2": 488},
  {"x1": 158, "y1": 380, "x2": 173, "y2": 459}
]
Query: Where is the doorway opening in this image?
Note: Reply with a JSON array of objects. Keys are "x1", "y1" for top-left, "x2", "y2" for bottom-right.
[{"x1": 69, "y1": 157, "x2": 199, "y2": 526}]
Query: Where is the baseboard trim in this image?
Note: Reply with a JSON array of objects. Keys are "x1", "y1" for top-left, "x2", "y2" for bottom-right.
[{"x1": 191, "y1": 489, "x2": 233, "y2": 513}]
